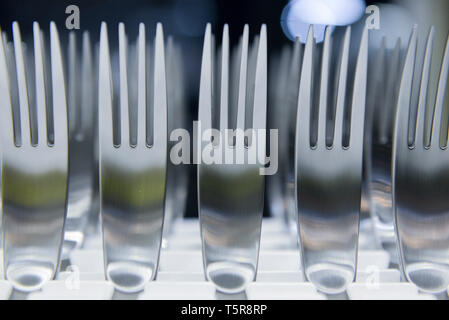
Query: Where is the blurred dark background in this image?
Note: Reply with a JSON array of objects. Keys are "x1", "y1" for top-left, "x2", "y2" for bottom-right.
[{"x1": 1, "y1": 0, "x2": 446, "y2": 218}]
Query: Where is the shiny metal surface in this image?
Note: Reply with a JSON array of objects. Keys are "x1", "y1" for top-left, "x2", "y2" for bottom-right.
[
  {"x1": 98, "y1": 22, "x2": 167, "y2": 293},
  {"x1": 392, "y1": 26, "x2": 449, "y2": 293},
  {"x1": 0, "y1": 22, "x2": 68, "y2": 292},
  {"x1": 267, "y1": 40, "x2": 302, "y2": 237},
  {"x1": 163, "y1": 37, "x2": 188, "y2": 240},
  {"x1": 295, "y1": 26, "x2": 368, "y2": 294},
  {"x1": 365, "y1": 37, "x2": 402, "y2": 262},
  {"x1": 63, "y1": 31, "x2": 98, "y2": 257},
  {"x1": 198, "y1": 24, "x2": 267, "y2": 294}
]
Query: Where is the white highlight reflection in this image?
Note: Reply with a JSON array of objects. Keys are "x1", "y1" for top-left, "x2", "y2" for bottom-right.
[{"x1": 281, "y1": 0, "x2": 366, "y2": 43}]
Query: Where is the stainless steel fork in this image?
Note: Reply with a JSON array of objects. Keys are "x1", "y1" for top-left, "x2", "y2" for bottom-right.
[
  {"x1": 163, "y1": 37, "x2": 188, "y2": 240},
  {"x1": 392, "y1": 26, "x2": 449, "y2": 293},
  {"x1": 99, "y1": 22, "x2": 167, "y2": 293},
  {"x1": 63, "y1": 31, "x2": 98, "y2": 258},
  {"x1": 364, "y1": 37, "x2": 402, "y2": 263},
  {"x1": 0, "y1": 22, "x2": 68, "y2": 292},
  {"x1": 267, "y1": 39, "x2": 302, "y2": 238},
  {"x1": 295, "y1": 26, "x2": 368, "y2": 294},
  {"x1": 198, "y1": 24, "x2": 267, "y2": 294}
]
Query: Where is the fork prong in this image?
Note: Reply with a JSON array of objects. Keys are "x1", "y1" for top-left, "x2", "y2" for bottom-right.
[
  {"x1": 80, "y1": 31, "x2": 94, "y2": 132},
  {"x1": 245, "y1": 35, "x2": 259, "y2": 138},
  {"x1": 431, "y1": 32, "x2": 449, "y2": 148},
  {"x1": 317, "y1": 26, "x2": 332, "y2": 147},
  {"x1": 252, "y1": 24, "x2": 267, "y2": 131},
  {"x1": 199, "y1": 24, "x2": 213, "y2": 131},
  {"x1": 0, "y1": 27, "x2": 14, "y2": 146},
  {"x1": 296, "y1": 26, "x2": 315, "y2": 148},
  {"x1": 137, "y1": 23, "x2": 146, "y2": 146},
  {"x1": 12, "y1": 21, "x2": 31, "y2": 146},
  {"x1": 1, "y1": 31, "x2": 7, "y2": 47},
  {"x1": 394, "y1": 26, "x2": 418, "y2": 149},
  {"x1": 118, "y1": 23, "x2": 130, "y2": 147},
  {"x1": 348, "y1": 27, "x2": 368, "y2": 149},
  {"x1": 287, "y1": 37, "x2": 301, "y2": 114},
  {"x1": 415, "y1": 27, "x2": 434, "y2": 148},
  {"x1": 50, "y1": 22, "x2": 68, "y2": 146},
  {"x1": 379, "y1": 37, "x2": 401, "y2": 143},
  {"x1": 286, "y1": 39, "x2": 301, "y2": 147},
  {"x1": 219, "y1": 24, "x2": 229, "y2": 131},
  {"x1": 50, "y1": 21, "x2": 68, "y2": 145},
  {"x1": 367, "y1": 36, "x2": 385, "y2": 138},
  {"x1": 152, "y1": 23, "x2": 167, "y2": 148},
  {"x1": 333, "y1": 27, "x2": 350, "y2": 147},
  {"x1": 99, "y1": 22, "x2": 114, "y2": 147},
  {"x1": 33, "y1": 22, "x2": 48, "y2": 146},
  {"x1": 236, "y1": 24, "x2": 249, "y2": 132},
  {"x1": 67, "y1": 32, "x2": 77, "y2": 135}
]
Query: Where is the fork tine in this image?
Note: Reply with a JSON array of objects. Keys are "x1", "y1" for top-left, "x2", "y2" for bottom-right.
[
  {"x1": 0, "y1": 27, "x2": 14, "y2": 146},
  {"x1": 415, "y1": 27, "x2": 434, "y2": 148},
  {"x1": 199, "y1": 24, "x2": 213, "y2": 131},
  {"x1": 118, "y1": 23, "x2": 130, "y2": 147},
  {"x1": 67, "y1": 32, "x2": 77, "y2": 135},
  {"x1": 80, "y1": 31, "x2": 94, "y2": 132},
  {"x1": 333, "y1": 27, "x2": 351, "y2": 147},
  {"x1": 236, "y1": 24, "x2": 249, "y2": 133},
  {"x1": 137, "y1": 23, "x2": 146, "y2": 146},
  {"x1": 99, "y1": 22, "x2": 114, "y2": 147},
  {"x1": 229, "y1": 36, "x2": 241, "y2": 132},
  {"x1": 12, "y1": 21, "x2": 31, "y2": 146},
  {"x1": 296, "y1": 26, "x2": 315, "y2": 148},
  {"x1": 394, "y1": 26, "x2": 418, "y2": 149},
  {"x1": 33, "y1": 22, "x2": 48, "y2": 146},
  {"x1": 379, "y1": 37, "x2": 401, "y2": 143},
  {"x1": 348, "y1": 27, "x2": 368, "y2": 149},
  {"x1": 219, "y1": 24, "x2": 229, "y2": 132},
  {"x1": 245, "y1": 35, "x2": 258, "y2": 138},
  {"x1": 287, "y1": 38, "x2": 301, "y2": 117},
  {"x1": 50, "y1": 22, "x2": 68, "y2": 146},
  {"x1": 40, "y1": 29, "x2": 54, "y2": 145},
  {"x1": 367, "y1": 37, "x2": 385, "y2": 138},
  {"x1": 317, "y1": 26, "x2": 332, "y2": 147},
  {"x1": 152, "y1": 23, "x2": 167, "y2": 149},
  {"x1": 431, "y1": 32, "x2": 449, "y2": 147},
  {"x1": 252, "y1": 24, "x2": 267, "y2": 131},
  {"x1": 1, "y1": 31, "x2": 7, "y2": 47}
]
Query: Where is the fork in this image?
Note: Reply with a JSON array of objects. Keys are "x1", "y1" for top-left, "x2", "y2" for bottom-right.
[
  {"x1": 163, "y1": 37, "x2": 188, "y2": 240},
  {"x1": 98, "y1": 22, "x2": 167, "y2": 293},
  {"x1": 364, "y1": 37, "x2": 402, "y2": 262},
  {"x1": 392, "y1": 26, "x2": 449, "y2": 293},
  {"x1": 0, "y1": 22, "x2": 68, "y2": 292},
  {"x1": 63, "y1": 31, "x2": 98, "y2": 258},
  {"x1": 198, "y1": 24, "x2": 267, "y2": 294},
  {"x1": 295, "y1": 26, "x2": 368, "y2": 294},
  {"x1": 267, "y1": 39, "x2": 302, "y2": 238}
]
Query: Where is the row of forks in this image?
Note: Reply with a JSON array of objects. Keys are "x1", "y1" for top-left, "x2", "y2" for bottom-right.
[
  {"x1": 269, "y1": 25, "x2": 449, "y2": 294},
  {"x1": 0, "y1": 20, "x2": 448, "y2": 296},
  {"x1": 0, "y1": 21, "x2": 188, "y2": 294}
]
